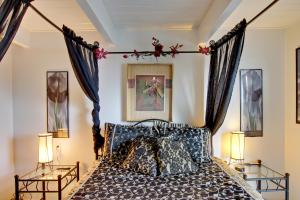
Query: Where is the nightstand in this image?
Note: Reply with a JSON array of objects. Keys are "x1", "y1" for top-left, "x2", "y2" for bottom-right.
[
  {"x1": 233, "y1": 160, "x2": 289, "y2": 200},
  {"x1": 14, "y1": 162, "x2": 79, "y2": 200}
]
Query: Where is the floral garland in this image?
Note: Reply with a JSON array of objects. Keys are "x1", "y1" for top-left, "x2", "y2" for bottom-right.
[
  {"x1": 94, "y1": 37, "x2": 211, "y2": 60},
  {"x1": 94, "y1": 48, "x2": 108, "y2": 59},
  {"x1": 198, "y1": 43, "x2": 211, "y2": 55},
  {"x1": 123, "y1": 37, "x2": 184, "y2": 60}
]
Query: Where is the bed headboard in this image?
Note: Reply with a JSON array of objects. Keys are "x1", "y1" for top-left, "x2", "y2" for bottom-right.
[
  {"x1": 99, "y1": 119, "x2": 170, "y2": 159},
  {"x1": 133, "y1": 118, "x2": 170, "y2": 127},
  {"x1": 96, "y1": 118, "x2": 212, "y2": 159}
]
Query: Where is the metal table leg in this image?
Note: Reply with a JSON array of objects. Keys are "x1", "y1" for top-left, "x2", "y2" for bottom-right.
[{"x1": 285, "y1": 173, "x2": 290, "y2": 200}]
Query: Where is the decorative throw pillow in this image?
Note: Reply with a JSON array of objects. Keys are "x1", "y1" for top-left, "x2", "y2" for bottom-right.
[
  {"x1": 157, "y1": 136, "x2": 198, "y2": 176},
  {"x1": 103, "y1": 123, "x2": 156, "y2": 165},
  {"x1": 180, "y1": 127, "x2": 212, "y2": 163},
  {"x1": 154, "y1": 125, "x2": 212, "y2": 164},
  {"x1": 154, "y1": 123, "x2": 187, "y2": 137},
  {"x1": 122, "y1": 136, "x2": 158, "y2": 176},
  {"x1": 103, "y1": 123, "x2": 115, "y2": 158}
]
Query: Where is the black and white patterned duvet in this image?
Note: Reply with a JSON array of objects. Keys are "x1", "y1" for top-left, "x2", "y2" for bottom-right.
[{"x1": 70, "y1": 159, "x2": 261, "y2": 200}]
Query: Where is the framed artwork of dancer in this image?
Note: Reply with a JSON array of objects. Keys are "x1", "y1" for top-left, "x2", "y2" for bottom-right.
[
  {"x1": 126, "y1": 64, "x2": 172, "y2": 121},
  {"x1": 240, "y1": 69, "x2": 263, "y2": 137},
  {"x1": 47, "y1": 71, "x2": 69, "y2": 138}
]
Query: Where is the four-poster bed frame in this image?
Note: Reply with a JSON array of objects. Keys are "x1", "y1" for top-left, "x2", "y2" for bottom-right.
[
  {"x1": 27, "y1": 0, "x2": 279, "y2": 160},
  {"x1": 0, "y1": 0, "x2": 279, "y2": 160},
  {"x1": 0, "y1": 1, "x2": 286, "y2": 199}
]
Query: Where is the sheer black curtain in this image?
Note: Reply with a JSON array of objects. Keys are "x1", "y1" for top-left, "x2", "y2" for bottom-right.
[
  {"x1": 0, "y1": 0, "x2": 32, "y2": 62},
  {"x1": 63, "y1": 25, "x2": 104, "y2": 159},
  {"x1": 205, "y1": 19, "x2": 246, "y2": 140}
]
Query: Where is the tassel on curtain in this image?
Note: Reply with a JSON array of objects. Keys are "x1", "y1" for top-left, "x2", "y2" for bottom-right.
[
  {"x1": 205, "y1": 19, "x2": 246, "y2": 151},
  {"x1": 0, "y1": 0, "x2": 32, "y2": 62},
  {"x1": 62, "y1": 25, "x2": 104, "y2": 159}
]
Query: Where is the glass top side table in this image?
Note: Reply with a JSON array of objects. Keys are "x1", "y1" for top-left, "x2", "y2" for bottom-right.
[
  {"x1": 15, "y1": 162, "x2": 79, "y2": 200},
  {"x1": 235, "y1": 160, "x2": 289, "y2": 200}
]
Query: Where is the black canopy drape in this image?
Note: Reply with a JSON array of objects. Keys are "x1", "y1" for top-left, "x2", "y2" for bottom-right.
[
  {"x1": 63, "y1": 25, "x2": 104, "y2": 159},
  {"x1": 0, "y1": 0, "x2": 32, "y2": 62},
  {"x1": 205, "y1": 19, "x2": 246, "y2": 137}
]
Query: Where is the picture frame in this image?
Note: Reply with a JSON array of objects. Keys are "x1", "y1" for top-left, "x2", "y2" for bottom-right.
[
  {"x1": 296, "y1": 48, "x2": 300, "y2": 123},
  {"x1": 126, "y1": 63, "x2": 173, "y2": 121},
  {"x1": 240, "y1": 69, "x2": 263, "y2": 137},
  {"x1": 47, "y1": 71, "x2": 69, "y2": 138}
]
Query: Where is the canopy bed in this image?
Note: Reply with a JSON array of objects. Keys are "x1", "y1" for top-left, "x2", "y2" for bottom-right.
[
  {"x1": 65, "y1": 119, "x2": 263, "y2": 200},
  {"x1": 0, "y1": 0, "x2": 279, "y2": 199}
]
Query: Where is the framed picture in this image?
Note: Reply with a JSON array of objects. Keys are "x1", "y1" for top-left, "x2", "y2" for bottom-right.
[
  {"x1": 240, "y1": 69, "x2": 263, "y2": 137},
  {"x1": 47, "y1": 71, "x2": 69, "y2": 138},
  {"x1": 296, "y1": 48, "x2": 300, "y2": 123},
  {"x1": 126, "y1": 64, "x2": 172, "y2": 121}
]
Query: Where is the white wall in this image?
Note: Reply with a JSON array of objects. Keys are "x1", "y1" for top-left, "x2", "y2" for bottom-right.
[
  {"x1": 13, "y1": 32, "x2": 98, "y2": 174},
  {"x1": 284, "y1": 24, "x2": 300, "y2": 200},
  {"x1": 10, "y1": 26, "x2": 291, "y2": 199},
  {"x1": 0, "y1": 47, "x2": 15, "y2": 200},
  {"x1": 208, "y1": 29, "x2": 285, "y2": 200},
  {"x1": 101, "y1": 30, "x2": 204, "y2": 126},
  {"x1": 12, "y1": 30, "x2": 204, "y2": 177}
]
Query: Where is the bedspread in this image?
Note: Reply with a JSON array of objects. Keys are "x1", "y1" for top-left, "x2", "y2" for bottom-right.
[{"x1": 68, "y1": 158, "x2": 263, "y2": 200}]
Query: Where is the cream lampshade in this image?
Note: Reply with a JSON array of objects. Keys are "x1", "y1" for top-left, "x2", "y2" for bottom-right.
[
  {"x1": 230, "y1": 131, "x2": 245, "y2": 162},
  {"x1": 38, "y1": 133, "x2": 53, "y2": 163}
]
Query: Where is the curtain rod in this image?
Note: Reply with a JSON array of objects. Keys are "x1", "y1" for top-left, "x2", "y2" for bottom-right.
[
  {"x1": 108, "y1": 51, "x2": 200, "y2": 54},
  {"x1": 28, "y1": 0, "x2": 279, "y2": 54},
  {"x1": 28, "y1": 3, "x2": 94, "y2": 51},
  {"x1": 246, "y1": 0, "x2": 279, "y2": 26}
]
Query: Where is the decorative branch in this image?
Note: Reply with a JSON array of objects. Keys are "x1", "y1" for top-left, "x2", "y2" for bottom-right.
[{"x1": 94, "y1": 37, "x2": 212, "y2": 60}]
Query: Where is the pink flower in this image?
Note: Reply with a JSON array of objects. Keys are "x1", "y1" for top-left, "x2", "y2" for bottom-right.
[
  {"x1": 94, "y1": 48, "x2": 108, "y2": 59},
  {"x1": 152, "y1": 37, "x2": 164, "y2": 57},
  {"x1": 154, "y1": 44, "x2": 163, "y2": 57},
  {"x1": 155, "y1": 44, "x2": 163, "y2": 52},
  {"x1": 170, "y1": 43, "x2": 183, "y2": 58},
  {"x1": 133, "y1": 50, "x2": 140, "y2": 59},
  {"x1": 198, "y1": 45, "x2": 210, "y2": 55}
]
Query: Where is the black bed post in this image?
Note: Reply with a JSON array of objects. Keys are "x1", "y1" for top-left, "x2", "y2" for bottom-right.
[
  {"x1": 93, "y1": 124, "x2": 106, "y2": 160},
  {"x1": 93, "y1": 131, "x2": 101, "y2": 160},
  {"x1": 94, "y1": 146, "x2": 98, "y2": 160}
]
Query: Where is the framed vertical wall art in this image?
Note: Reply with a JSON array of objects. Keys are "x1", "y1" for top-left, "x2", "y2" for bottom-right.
[
  {"x1": 240, "y1": 69, "x2": 263, "y2": 137},
  {"x1": 126, "y1": 64, "x2": 173, "y2": 121},
  {"x1": 47, "y1": 71, "x2": 69, "y2": 138},
  {"x1": 296, "y1": 48, "x2": 300, "y2": 123}
]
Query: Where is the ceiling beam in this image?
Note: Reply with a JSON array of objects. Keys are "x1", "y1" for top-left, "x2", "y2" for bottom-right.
[
  {"x1": 76, "y1": 0, "x2": 118, "y2": 45},
  {"x1": 197, "y1": 0, "x2": 241, "y2": 42}
]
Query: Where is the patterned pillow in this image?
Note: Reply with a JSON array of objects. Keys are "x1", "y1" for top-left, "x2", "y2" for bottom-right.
[
  {"x1": 154, "y1": 125, "x2": 212, "y2": 164},
  {"x1": 122, "y1": 137, "x2": 158, "y2": 176},
  {"x1": 180, "y1": 127, "x2": 212, "y2": 163},
  {"x1": 157, "y1": 136, "x2": 198, "y2": 176},
  {"x1": 103, "y1": 123, "x2": 156, "y2": 165},
  {"x1": 154, "y1": 123, "x2": 187, "y2": 137}
]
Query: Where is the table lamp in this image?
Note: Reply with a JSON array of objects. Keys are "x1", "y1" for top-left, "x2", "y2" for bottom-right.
[
  {"x1": 38, "y1": 133, "x2": 53, "y2": 169},
  {"x1": 230, "y1": 131, "x2": 245, "y2": 172}
]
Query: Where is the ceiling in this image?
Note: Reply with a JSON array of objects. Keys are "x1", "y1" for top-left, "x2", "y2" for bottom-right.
[
  {"x1": 21, "y1": 0, "x2": 96, "y2": 32},
  {"x1": 221, "y1": 0, "x2": 300, "y2": 29},
  {"x1": 17, "y1": 0, "x2": 300, "y2": 45},
  {"x1": 19, "y1": 0, "x2": 300, "y2": 32},
  {"x1": 101, "y1": 0, "x2": 213, "y2": 30},
  {"x1": 21, "y1": 0, "x2": 214, "y2": 32}
]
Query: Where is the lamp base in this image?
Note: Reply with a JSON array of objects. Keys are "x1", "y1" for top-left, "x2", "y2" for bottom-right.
[
  {"x1": 36, "y1": 161, "x2": 53, "y2": 172},
  {"x1": 235, "y1": 165, "x2": 245, "y2": 172}
]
